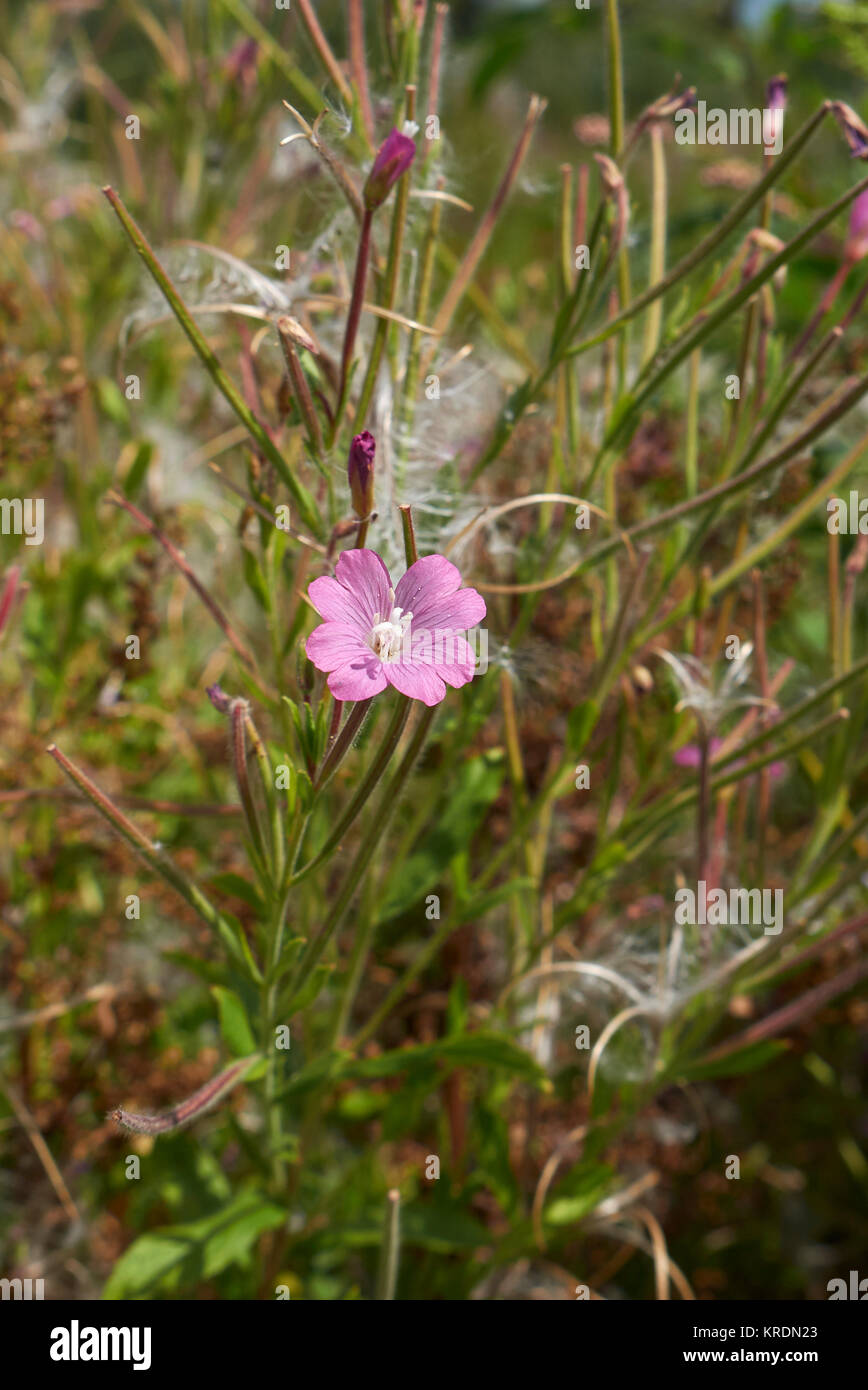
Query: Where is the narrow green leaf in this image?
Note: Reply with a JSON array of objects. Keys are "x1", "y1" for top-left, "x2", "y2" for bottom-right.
[{"x1": 212, "y1": 986, "x2": 258, "y2": 1057}]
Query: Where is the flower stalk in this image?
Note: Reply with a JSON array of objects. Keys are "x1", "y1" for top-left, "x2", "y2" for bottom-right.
[
  {"x1": 46, "y1": 744, "x2": 255, "y2": 975},
  {"x1": 102, "y1": 188, "x2": 322, "y2": 539},
  {"x1": 376, "y1": 1190, "x2": 402, "y2": 1300},
  {"x1": 354, "y1": 102, "x2": 418, "y2": 430}
]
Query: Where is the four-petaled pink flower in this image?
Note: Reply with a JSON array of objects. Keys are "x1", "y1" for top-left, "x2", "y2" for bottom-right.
[{"x1": 306, "y1": 549, "x2": 486, "y2": 707}]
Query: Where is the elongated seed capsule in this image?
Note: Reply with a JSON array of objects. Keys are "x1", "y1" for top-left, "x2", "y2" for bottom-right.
[{"x1": 110, "y1": 1054, "x2": 261, "y2": 1136}]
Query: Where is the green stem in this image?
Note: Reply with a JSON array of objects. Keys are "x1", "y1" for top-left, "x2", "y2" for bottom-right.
[
  {"x1": 400, "y1": 184, "x2": 443, "y2": 469},
  {"x1": 557, "y1": 369, "x2": 868, "y2": 588},
  {"x1": 586, "y1": 167, "x2": 868, "y2": 487},
  {"x1": 294, "y1": 696, "x2": 412, "y2": 883},
  {"x1": 355, "y1": 120, "x2": 415, "y2": 430},
  {"x1": 684, "y1": 348, "x2": 700, "y2": 497},
  {"x1": 231, "y1": 702, "x2": 269, "y2": 884},
  {"x1": 102, "y1": 188, "x2": 322, "y2": 539},
  {"x1": 277, "y1": 320, "x2": 324, "y2": 460},
  {"x1": 604, "y1": 0, "x2": 629, "y2": 390},
  {"x1": 558, "y1": 165, "x2": 580, "y2": 459},
  {"x1": 376, "y1": 1190, "x2": 401, "y2": 1300},
  {"x1": 605, "y1": 0, "x2": 625, "y2": 160},
  {"x1": 314, "y1": 700, "x2": 372, "y2": 791},
  {"x1": 567, "y1": 103, "x2": 831, "y2": 363},
  {"x1": 335, "y1": 208, "x2": 374, "y2": 438},
  {"x1": 641, "y1": 124, "x2": 667, "y2": 368},
  {"x1": 47, "y1": 744, "x2": 258, "y2": 977},
  {"x1": 399, "y1": 504, "x2": 419, "y2": 564},
  {"x1": 471, "y1": 106, "x2": 831, "y2": 487},
  {"x1": 288, "y1": 704, "x2": 435, "y2": 1002},
  {"x1": 245, "y1": 710, "x2": 284, "y2": 890},
  {"x1": 627, "y1": 709, "x2": 850, "y2": 850}
]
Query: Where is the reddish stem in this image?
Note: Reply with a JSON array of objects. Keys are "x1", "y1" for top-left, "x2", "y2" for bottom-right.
[{"x1": 337, "y1": 208, "x2": 374, "y2": 418}]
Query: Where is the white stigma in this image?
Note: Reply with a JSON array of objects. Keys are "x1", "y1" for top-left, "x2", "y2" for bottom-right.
[{"x1": 369, "y1": 588, "x2": 412, "y2": 663}]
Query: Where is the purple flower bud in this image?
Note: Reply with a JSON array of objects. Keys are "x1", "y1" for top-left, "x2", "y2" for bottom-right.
[
  {"x1": 363, "y1": 128, "x2": 416, "y2": 211},
  {"x1": 766, "y1": 73, "x2": 787, "y2": 112},
  {"x1": 847, "y1": 189, "x2": 868, "y2": 261},
  {"x1": 347, "y1": 430, "x2": 376, "y2": 518},
  {"x1": 206, "y1": 683, "x2": 232, "y2": 713},
  {"x1": 0, "y1": 566, "x2": 21, "y2": 641},
  {"x1": 639, "y1": 81, "x2": 696, "y2": 128},
  {"x1": 224, "y1": 38, "x2": 259, "y2": 94},
  {"x1": 830, "y1": 101, "x2": 868, "y2": 159}
]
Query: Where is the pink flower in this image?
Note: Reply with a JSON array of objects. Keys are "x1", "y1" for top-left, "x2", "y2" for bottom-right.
[
  {"x1": 363, "y1": 128, "x2": 416, "y2": 211},
  {"x1": 306, "y1": 549, "x2": 486, "y2": 706}
]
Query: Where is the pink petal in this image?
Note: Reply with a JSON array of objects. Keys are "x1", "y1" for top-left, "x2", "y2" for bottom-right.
[
  {"x1": 308, "y1": 575, "x2": 367, "y2": 628},
  {"x1": 394, "y1": 554, "x2": 459, "y2": 616},
  {"x1": 306, "y1": 622, "x2": 372, "y2": 673},
  {"x1": 395, "y1": 554, "x2": 486, "y2": 631},
  {"x1": 384, "y1": 660, "x2": 447, "y2": 706},
  {"x1": 425, "y1": 632, "x2": 477, "y2": 688},
  {"x1": 327, "y1": 653, "x2": 389, "y2": 702},
  {"x1": 334, "y1": 549, "x2": 392, "y2": 621},
  {"x1": 427, "y1": 587, "x2": 487, "y2": 631},
  {"x1": 308, "y1": 550, "x2": 392, "y2": 631}
]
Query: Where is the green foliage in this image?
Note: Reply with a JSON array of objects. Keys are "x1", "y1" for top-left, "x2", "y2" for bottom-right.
[{"x1": 104, "y1": 1190, "x2": 286, "y2": 1298}]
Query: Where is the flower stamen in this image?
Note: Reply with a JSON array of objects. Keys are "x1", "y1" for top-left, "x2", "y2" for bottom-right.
[{"x1": 369, "y1": 587, "x2": 412, "y2": 663}]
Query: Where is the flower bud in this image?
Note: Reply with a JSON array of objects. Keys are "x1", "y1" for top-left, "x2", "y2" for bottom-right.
[
  {"x1": 830, "y1": 101, "x2": 868, "y2": 159},
  {"x1": 846, "y1": 189, "x2": 868, "y2": 262},
  {"x1": 593, "y1": 154, "x2": 629, "y2": 257},
  {"x1": 363, "y1": 128, "x2": 416, "y2": 211},
  {"x1": 765, "y1": 73, "x2": 787, "y2": 113},
  {"x1": 206, "y1": 683, "x2": 232, "y2": 713},
  {"x1": 0, "y1": 566, "x2": 21, "y2": 641},
  {"x1": 763, "y1": 74, "x2": 786, "y2": 156},
  {"x1": 638, "y1": 80, "x2": 696, "y2": 129},
  {"x1": 347, "y1": 431, "x2": 376, "y2": 518},
  {"x1": 223, "y1": 37, "x2": 259, "y2": 95}
]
